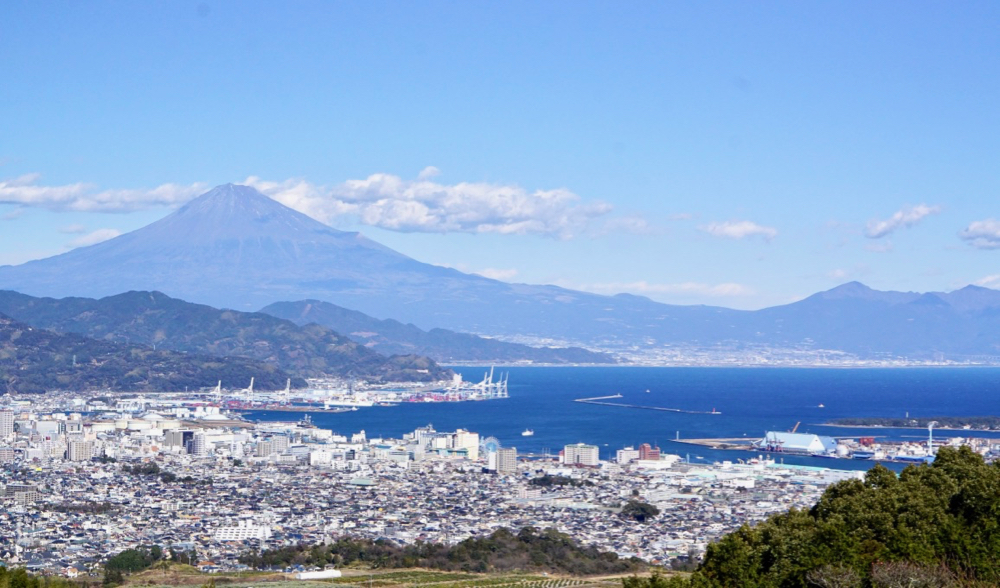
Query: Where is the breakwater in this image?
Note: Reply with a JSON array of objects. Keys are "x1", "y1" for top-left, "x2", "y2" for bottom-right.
[{"x1": 573, "y1": 394, "x2": 722, "y2": 415}]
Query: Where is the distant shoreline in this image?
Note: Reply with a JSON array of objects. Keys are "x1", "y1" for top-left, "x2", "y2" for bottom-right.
[
  {"x1": 817, "y1": 422, "x2": 1000, "y2": 433},
  {"x1": 445, "y1": 363, "x2": 1000, "y2": 369}
]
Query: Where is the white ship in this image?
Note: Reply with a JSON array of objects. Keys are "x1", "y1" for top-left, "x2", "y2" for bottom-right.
[
  {"x1": 521, "y1": 429, "x2": 534, "y2": 437},
  {"x1": 323, "y1": 398, "x2": 375, "y2": 408}
]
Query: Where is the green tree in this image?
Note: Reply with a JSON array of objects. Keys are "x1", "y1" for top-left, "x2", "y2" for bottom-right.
[{"x1": 621, "y1": 499, "x2": 660, "y2": 523}]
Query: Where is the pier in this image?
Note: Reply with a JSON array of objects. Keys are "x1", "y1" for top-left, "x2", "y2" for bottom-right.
[
  {"x1": 573, "y1": 394, "x2": 722, "y2": 415},
  {"x1": 229, "y1": 405, "x2": 355, "y2": 414},
  {"x1": 670, "y1": 437, "x2": 753, "y2": 450}
]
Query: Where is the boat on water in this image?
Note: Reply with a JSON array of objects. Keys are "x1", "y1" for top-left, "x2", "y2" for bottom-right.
[
  {"x1": 521, "y1": 429, "x2": 534, "y2": 437},
  {"x1": 323, "y1": 398, "x2": 375, "y2": 409}
]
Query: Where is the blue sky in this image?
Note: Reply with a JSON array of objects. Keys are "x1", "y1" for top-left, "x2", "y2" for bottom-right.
[{"x1": 2, "y1": 1, "x2": 998, "y2": 309}]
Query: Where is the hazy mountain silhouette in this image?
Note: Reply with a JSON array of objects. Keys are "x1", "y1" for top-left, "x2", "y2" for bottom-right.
[
  {"x1": 260, "y1": 299, "x2": 615, "y2": 364},
  {"x1": 0, "y1": 184, "x2": 736, "y2": 343},
  {"x1": 2, "y1": 185, "x2": 1000, "y2": 359}
]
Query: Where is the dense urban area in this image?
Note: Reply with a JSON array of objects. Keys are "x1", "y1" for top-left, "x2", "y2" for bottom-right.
[{"x1": 0, "y1": 390, "x2": 868, "y2": 580}]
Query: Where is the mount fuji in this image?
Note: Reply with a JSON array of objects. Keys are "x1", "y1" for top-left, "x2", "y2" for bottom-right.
[
  {"x1": 0, "y1": 184, "x2": 721, "y2": 344},
  {"x1": 3, "y1": 184, "x2": 1000, "y2": 360}
]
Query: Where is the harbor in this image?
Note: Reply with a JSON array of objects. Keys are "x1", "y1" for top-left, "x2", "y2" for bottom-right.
[{"x1": 670, "y1": 421, "x2": 991, "y2": 466}]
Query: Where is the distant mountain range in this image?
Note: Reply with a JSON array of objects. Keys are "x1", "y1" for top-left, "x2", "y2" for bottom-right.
[
  {"x1": 0, "y1": 312, "x2": 300, "y2": 394},
  {"x1": 1, "y1": 184, "x2": 999, "y2": 361},
  {"x1": 0, "y1": 290, "x2": 451, "y2": 384},
  {"x1": 259, "y1": 299, "x2": 614, "y2": 364},
  {"x1": 682, "y1": 281, "x2": 1000, "y2": 359},
  {"x1": 0, "y1": 184, "x2": 735, "y2": 345}
]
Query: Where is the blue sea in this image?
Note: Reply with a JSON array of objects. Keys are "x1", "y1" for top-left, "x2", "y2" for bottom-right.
[{"x1": 247, "y1": 367, "x2": 1000, "y2": 472}]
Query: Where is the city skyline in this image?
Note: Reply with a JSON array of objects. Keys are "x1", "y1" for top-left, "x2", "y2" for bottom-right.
[{"x1": 2, "y1": 2, "x2": 999, "y2": 309}]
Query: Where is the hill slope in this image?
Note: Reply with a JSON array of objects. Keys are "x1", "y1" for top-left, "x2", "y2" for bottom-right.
[
  {"x1": 0, "y1": 290, "x2": 451, "y2": 382},
  {"x1": 0, "y1": 313, "x2": 299, "y2": 394},
  {"x1": 260, "y1": 299, "x2": 616, "y2": 364}
]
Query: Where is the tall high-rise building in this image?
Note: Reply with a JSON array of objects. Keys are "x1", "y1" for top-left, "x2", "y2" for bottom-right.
[
  {"x1": 164, "y1": 430, "x2": 194, "y2": 448},
  {"x1": 66, "y1": 440, "x2": 94, "y2": 462},
  {"x1": 497, "y1": 447, "x2": 517, "y2": 474},
  {"x1": 638, "y1": 443, "x2": 660, "y2": 461},
  {"x1": 452, "y1": 429, "x2": 480, "y2": 460},
  {"x1": 189, "y1": 433, "x2": 207, "y2": 456},
  {"x1": 563, "y1": 443, "x2": 600, "y2": 466},
  {"x1": 256, "y1": 441, "x2": 275, "y2": 457},
  {"x1": 0, "y1": 411, "x2": 14, "y2": 439},
  {"x1": 271, "y1": 435, "x2": 290, "y2": 453}
]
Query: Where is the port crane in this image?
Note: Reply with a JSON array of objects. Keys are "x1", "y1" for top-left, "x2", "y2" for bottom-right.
[{"x1": 241, "y1": 377, "x2": 255, "y2": 404}]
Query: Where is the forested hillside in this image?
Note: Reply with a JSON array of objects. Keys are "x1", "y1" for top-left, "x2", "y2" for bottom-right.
[{"x1": 625, "y1": 446, "x2": 1000, "y2": 587}]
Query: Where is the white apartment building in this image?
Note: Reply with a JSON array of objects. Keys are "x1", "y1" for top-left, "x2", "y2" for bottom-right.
[{"x1": 563, "y1": 443, "x2": 600, "y2": 466}]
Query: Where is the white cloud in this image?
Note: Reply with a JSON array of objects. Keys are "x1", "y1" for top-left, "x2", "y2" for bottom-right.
[
  {"x1": 59, "y1": 223, "x2": 87, "y2": 234},
  {"x1": 699, "y1": 220, "x2": 777, "y2": 242},
  {"x1": 67, "y1": 228, "x2": 121, "y2": 248},
  {"x1": 2, "y1": 171, "x2": 637, "y2": 239},
  {"x1": 1, "y1": 209, "x2": 23, "y2": 221},
  {"x1": 580, "y1": 280, "x2": 754, "y2": 298},
  {"x1": 0, "y1": 174, "x2": 208, "y2": 212},
  {"x1": 865, "y1": 204, "x2": 941, "y2": 238},
  {"x1": 975, "y1": 274, "x2": 1000, "y2": 288},
  {"x1": 475, "y1": 268, "x2": 519, "y2": 281},
  {"x1": 417, "y1": 166, "x2": 441, "y2": 180},
  {"x1": 960, "y1": 218, "x2": 1000, "y2": 250},
  {"x1": 667, "y1": 213, "x2": 694, "y2": 221},
  {"x1": 244, "y1": 172, "x2": 617, "y2": 239}
]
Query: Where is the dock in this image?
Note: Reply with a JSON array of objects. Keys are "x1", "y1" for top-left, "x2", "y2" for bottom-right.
[
  {"x1": 670, "y1": 438, "x2": 753, "y2": 450},
  {"x1": 229, "y1": 406, "x2": 355, "y2": 414},
  {"x1": 574, "y1": 394, "x2": 722, "y2": 415}
]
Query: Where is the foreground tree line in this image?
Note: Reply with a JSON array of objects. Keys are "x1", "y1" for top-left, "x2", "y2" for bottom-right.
[
  {"x1": 101, "y1": 545, "x2": 198, "y2": 586},
  {"x1": 0, "y1": 567, "x2": 80, "y2": 588},
  {"x1": 239, "y1": 526, "x2": 644, "y2": 575},
  {"x1": 627, "y1": 446, "x2": 1000, "y2": 587}
]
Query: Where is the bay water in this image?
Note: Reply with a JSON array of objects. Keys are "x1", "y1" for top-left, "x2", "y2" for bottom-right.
[{"x1": 247, "y1": 366, "x2": 1000, "y2": 472}]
